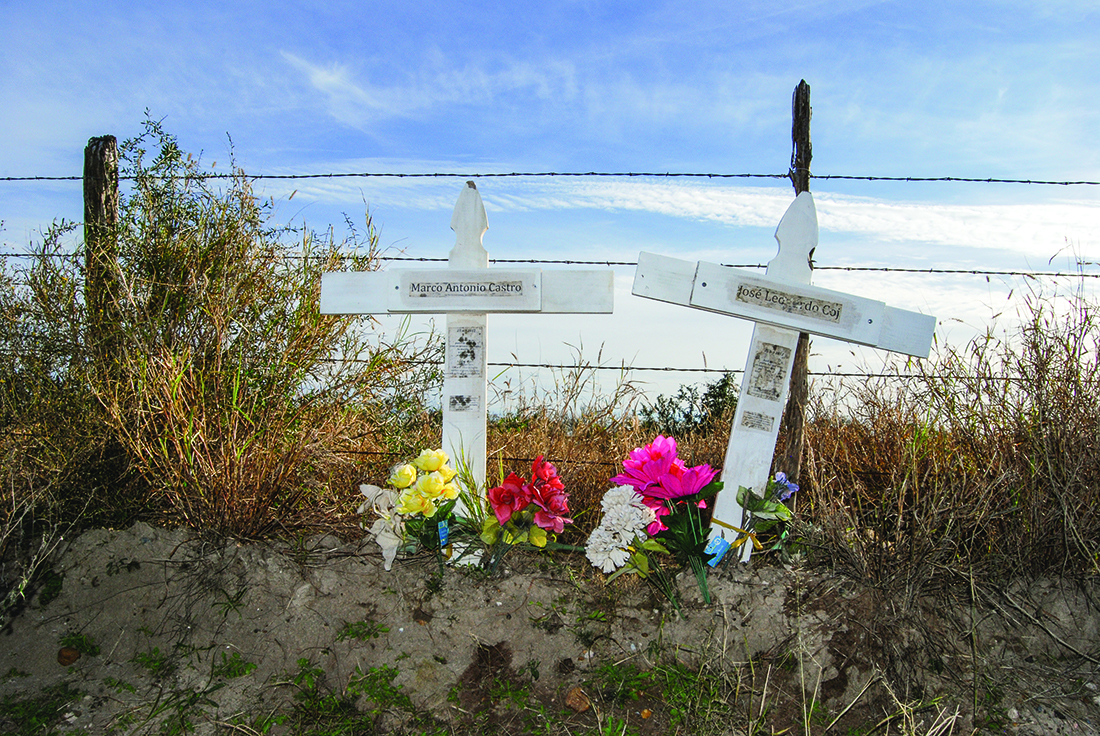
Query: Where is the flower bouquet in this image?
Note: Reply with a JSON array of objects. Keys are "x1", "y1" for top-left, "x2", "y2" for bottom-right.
[
  {"x1": 357, "y1": 449, "x2": 463, "y2": 571},
  {"x1": 731, "y1": 472, "x2": 799, "y2": 557},
  {"x1": 480, "y1": 456, "x2": 573, "y2": 573},
  {"x1": 586, "y1": 435, "x2": 722, "y2": 609}
]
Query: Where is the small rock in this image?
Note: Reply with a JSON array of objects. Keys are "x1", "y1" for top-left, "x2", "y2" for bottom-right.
[
  {"x1": 565, "y1": 686, "x2": 591, "y2": 713},
  {"x1": 57, "y1": 647, "x2": 81, "y2": 666}
]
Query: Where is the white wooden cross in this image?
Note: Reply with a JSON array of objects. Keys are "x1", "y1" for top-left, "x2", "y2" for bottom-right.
[
  {"x1": 632, "y1": 192, "x2": 936, "y2": 562},
  {"x1": 320, "y1": 181, "x2": 615, "y2": 507}
]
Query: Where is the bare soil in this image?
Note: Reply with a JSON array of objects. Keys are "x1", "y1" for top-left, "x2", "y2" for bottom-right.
[{"x1": 2, "y1": 522, "x2": 1099, "y2": 734}]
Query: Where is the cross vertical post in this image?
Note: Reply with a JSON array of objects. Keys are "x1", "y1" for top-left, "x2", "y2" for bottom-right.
[
  {"x1": 443, "y1": 182, "x2": 491, "y2": 497},
  {"x1": 712, "y1": 192, "x2": 816, "y2": 561}
]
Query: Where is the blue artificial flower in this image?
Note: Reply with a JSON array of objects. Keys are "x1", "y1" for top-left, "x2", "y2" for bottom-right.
[{"x1": 774, "y1": 472, "x2": 799, "y2": 502}]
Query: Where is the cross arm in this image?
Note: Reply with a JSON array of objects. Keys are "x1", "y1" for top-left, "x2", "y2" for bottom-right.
[{"x1": 633, "y1": 252, "x2": 936, "y2": 359}]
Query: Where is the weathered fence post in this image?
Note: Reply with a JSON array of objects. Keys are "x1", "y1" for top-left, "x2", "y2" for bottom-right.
[
  {"x1": 777, "y1": 80, "x2": 813, "y2": 486},
  {"x1": 83, "y1": 135, "x2": 119, "y2": 367}
]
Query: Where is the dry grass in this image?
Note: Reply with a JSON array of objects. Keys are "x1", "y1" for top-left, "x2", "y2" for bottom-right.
[
  {"x1": 336, "y1": 276, "x2": 1100, "y2": 594},
  {"x1": 801, "y1": 280, "x2": 1100, "y2": 596}
]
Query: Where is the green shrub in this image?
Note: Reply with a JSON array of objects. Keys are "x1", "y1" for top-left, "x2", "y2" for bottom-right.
[
  {"x1": 639, "y1": 372, "x2": 738, "y2": 437},
  {"x1": 0, "y1": 118, "x2": 437, "y2": 544}
]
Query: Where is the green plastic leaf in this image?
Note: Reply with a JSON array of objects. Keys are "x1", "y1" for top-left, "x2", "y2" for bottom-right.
[
  {"x1": 697, "y1": 479, "x2": 723, "y2": 499},
  {"x1": 480, "y1": 517, "x2": 499, "y2": 546},
  {"x1": 751, "y1": 503, "x2": 792, "y2": 521},
  {"x1": 736, "y1": 485, "x2": 760, "y2": 508}
]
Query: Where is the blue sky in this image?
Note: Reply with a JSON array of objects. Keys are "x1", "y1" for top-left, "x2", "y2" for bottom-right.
[{"x1": 2, "y1": 0, "x2": 1098, "y2": 402}]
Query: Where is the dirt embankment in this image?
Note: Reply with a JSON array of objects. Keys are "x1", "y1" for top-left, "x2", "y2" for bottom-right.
[{"x1": 2, "y1": 523, "x2": 1099, "y2": 734}]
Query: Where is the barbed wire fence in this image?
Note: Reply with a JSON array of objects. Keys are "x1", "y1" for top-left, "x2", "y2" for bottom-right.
[{"x1": 2, "y1": 167, "x2": 1097, "y2": 385}]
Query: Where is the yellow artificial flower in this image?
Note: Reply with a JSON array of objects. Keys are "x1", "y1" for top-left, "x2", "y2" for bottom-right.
[
  {"x1": 388, "y1": 463, "x2": 417, "y2": 489},
  {"x1": 437, "y1": 463, "x2": 457, "y2": 483},
  {"x1": 396, "y1": 488, "x2": 437, "y2": 518},
  {"x1": 415, "y1": 472, "x2": 446, "y2": 499},
  {"x1": 440, "y1": 482, "x2": 460, "y2": 500},
  {"x1": 412, "y1": 449, "x2": 449, "y2": 473}
]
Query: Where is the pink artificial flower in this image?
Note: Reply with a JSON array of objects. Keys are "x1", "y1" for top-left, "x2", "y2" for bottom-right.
[
  {"x1": 651, "y1": 463, "x2": 718, "y2": 500},
  {"x1": 525, "y1": 454, "x2": 573, "y2": 533},
  {"x1": 532, "y1": 488, "x2": 573, "y2": 534},
  {"x1": 488, "y1": 473, "x2": 530, "y2": 525},
  {"x1": 609, "y1": 435, "x2": 686, "y2": 494},
  {"x1": 640, "y1": 495, "x2": 671, "y2": 535},
  {"x1": 529, "y1": 461, "x2": 573, "y2": 533}
]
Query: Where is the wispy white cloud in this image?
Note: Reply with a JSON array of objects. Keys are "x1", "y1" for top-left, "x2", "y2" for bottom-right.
[
  {"x1": 280, "y1": 51, "x2": 580, "y2": 128},
  {"x1": 284, "y1": 174, "x2": 1099, "y2": 260}
]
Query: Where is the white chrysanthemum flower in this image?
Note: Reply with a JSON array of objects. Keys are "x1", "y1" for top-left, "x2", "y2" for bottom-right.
[
  {"x1": 603, "y1": 504, "x2": 651, "y2": 538},
  {"x1": 586, "y1": 486, "x2": 661, "y2": 574},
  {"x1": 585, "y1": 526, "x2": 630, "y2": 573},
  {"x1": 601, "y1": 485, "x2": 640, "y2": 511},
  {"x1": 597, "y1": 486, "x2": 655, "y2": 541}
]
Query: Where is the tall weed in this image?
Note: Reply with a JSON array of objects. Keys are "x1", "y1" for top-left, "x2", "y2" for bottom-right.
[
  {"x1": 0, "y1": 226, "x2": 107, "y2": 615},
  {"x1": 802, "y1": 280, "x2": 1100, "y2": 591},
  {"x1": 0, "y1": 119, "x2": 409, "y2": 546},
  {"x1": 89, "y1": 120, "x2": 387, "y2": 537}
]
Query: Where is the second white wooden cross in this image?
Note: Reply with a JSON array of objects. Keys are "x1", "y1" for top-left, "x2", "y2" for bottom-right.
[
  {"x1": 632, "y1": 192, "x2": 936, "y2": 562},
  {"x1": 320, "y1": 181, "x2": 614, "y2": 505}
]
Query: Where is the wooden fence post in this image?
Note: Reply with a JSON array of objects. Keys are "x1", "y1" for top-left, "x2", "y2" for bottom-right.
[
  {"x1": 777, "y1": 80, "x2": 812, "y2": 485},
  {"x1": 83, "y1": 135, "x2": 119, "y2": 367}
]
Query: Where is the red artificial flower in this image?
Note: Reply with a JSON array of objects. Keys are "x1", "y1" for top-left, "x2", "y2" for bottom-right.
[
  {"x1": 525, "y1": 456, "x2": 572, "y2": 533},
  {"x1": 532, "y1": 487, "x2": 573, "y2": 534},
  {"x1": 531, "y1": 455, "x2": 564, "y2": 490},
  {"x1": 487, "y1": 472, "x2": 530, "y2": 525}
]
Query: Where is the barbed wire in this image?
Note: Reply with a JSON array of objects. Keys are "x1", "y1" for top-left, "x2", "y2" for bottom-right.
[
  {"x1": 4, "y1": 249, "x2": 1092, "y2": 280},
  {"x1": 813, "y1": 174, "x2": 1100, "y2": 186},
  {"x1": 334, "y1": 447, "x2": 621, "y2": 468},
  {"x1": 319, "y1": 356, "x2": 1018, "y2": 382},
  {"x1": 0, "y1": 171, "x2": 783, "y2": 182},
  {"x1": 3, "y1": 170, "x2": 1100, "y2": 186},
  {"x1": 337, "y1": 447, "x2": 620, "y2": 466},
  {"x1": 0, "y1": 344, "x2": 1042, "y2": 382},
  {"x1": 374, "y1": 256, "x2": 1100, "y2": 279}
]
